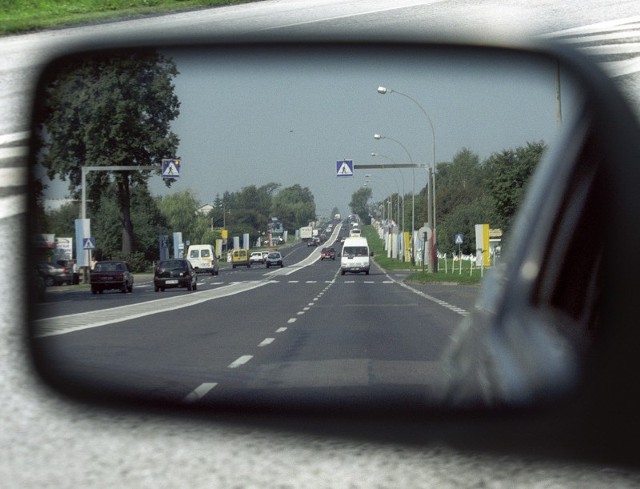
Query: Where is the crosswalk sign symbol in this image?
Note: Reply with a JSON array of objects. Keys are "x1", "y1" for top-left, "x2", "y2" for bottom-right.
[
  {"x1": 83, "y1": 237, "x2": 96, "y2": 250},
  {"x1": 162, "y1": 158, "x2": 181, "y2": 178},
  {"x1": 336, "y1": 159, "x2": 354, "y2": 177}
]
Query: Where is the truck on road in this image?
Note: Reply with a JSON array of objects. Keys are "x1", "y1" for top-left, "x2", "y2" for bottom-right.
[{"x1": 300, "y1": 226, "x2": 313, "y2": 240}]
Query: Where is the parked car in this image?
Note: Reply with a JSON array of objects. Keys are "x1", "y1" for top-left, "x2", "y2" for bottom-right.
[
  {"x1": 265, "y1": 251, "x2": 284, "y2": 268},
  {"x1": 89, "y1": 260, "x2": 133, "y2": 294},
  {"x1": 37, "y1": 262, "x2": 73, "y2": 286},
  {"x1": 154, "y1": 259, "x2": 197, "y2": 292},
  {"x1": 55, "y1": 259, "x2": 80, "y2": 284},
  {"x1": 320, "y1": 247, "x2": 336, "y2": 260}
]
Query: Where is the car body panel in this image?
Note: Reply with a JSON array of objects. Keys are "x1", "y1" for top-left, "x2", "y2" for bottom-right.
[
  {"x1": 89, "y1": 260, "x2": 133, "y2": 294},
  {"x1": 154, "y1": 259, "x2": 197, "y2": 291}
]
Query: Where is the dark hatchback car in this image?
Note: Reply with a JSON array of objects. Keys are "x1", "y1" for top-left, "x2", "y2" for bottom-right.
[{"x1": 154, "y1": 259, "x2": 197, "y2": 292}]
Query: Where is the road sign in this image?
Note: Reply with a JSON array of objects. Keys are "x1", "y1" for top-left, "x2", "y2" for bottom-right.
[
  {"x1": 455, "y1": 233, "x2": 464, "y2": 245},
  {"x1": 418, "y1": 225, "x2": 432, "y2": 242},
  {"x1": 162, "y1": 158, "x2": 181, "y2": 178},
  {"x1": 83, "y1": 237, "x2": 95, "y2": 250},
  {"x1": 336, "y1": 159, "x2": 354, "y2": 177}
]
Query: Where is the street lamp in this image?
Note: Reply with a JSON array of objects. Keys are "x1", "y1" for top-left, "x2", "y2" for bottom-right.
[
  {"x1": 364, "y1": 172, "x2": 394, "y2": 223},
  {"x1": 369, "y1": 153, "x2": 402, "y2": 230},
  {"x1": 378, "y1": 86, "x2": 437, "y2": 271},
  {"x1": 373, "y1": 134, "x2": 413, "y2": 258}
]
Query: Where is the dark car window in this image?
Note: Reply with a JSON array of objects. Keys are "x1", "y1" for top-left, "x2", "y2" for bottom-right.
[{"x1": 158, "y1": 260, "x2": 186, "y2": 270}]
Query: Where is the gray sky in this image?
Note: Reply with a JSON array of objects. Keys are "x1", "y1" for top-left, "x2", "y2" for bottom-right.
[
  {"x1": 148, "y1": 45, "x2": 579, "y2": 219},
  {"x1": 45, "y1": 45, "x2": 581, "y2": 219}
]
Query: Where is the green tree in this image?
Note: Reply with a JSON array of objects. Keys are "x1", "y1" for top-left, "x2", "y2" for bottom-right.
[
  {"x1": 232, "y1": 183, "x2": 280, "y2": 238},
  {"x1": 156, "y1": 189, "x2": 202, "y2": 243},
  {"x1": 271, "y1": 184, "x2": 316, "y2": 230},
  {"x1": 483, "y1": 141, "x2": 547, "y2": 232},
  {"x1": 36, "y1": 50, "x2": 180, "y2": 256},
  {"x1": 43, "y1": 202, "x2": 78, "y2": 237},
  {"x1": 349, "y1": 187, "x2": 373, "y2": 223}
]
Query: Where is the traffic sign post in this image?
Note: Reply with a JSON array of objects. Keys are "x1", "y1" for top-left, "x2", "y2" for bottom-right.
[
  {"x1": 162, "y1": 158, "x2": 181, "y2": 179},
  {"x1": 455, "y1": 233, "x2": 464, "y2": 274},
  {"x1": 336, "y1": 159, "x2": 354, "y2": 177}
]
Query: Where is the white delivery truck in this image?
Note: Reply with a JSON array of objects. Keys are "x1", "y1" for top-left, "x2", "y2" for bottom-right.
[
  {"x1": 186, "y1": 244, "x2": 219, "y2": 275},
  {"x1": 340, "y1": 237, "x2": 372, "y2": 275},
  {"x1": 300, "y1": 226, "x2": 313, "y2": 240}
]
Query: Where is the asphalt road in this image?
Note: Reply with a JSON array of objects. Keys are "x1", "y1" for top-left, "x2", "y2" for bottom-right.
[
  {"x1": 4, "y1": 1, "x2": 640, "y2": 487},
  {"x1": 33, "y1": 236, "x2": 476, "y2": 407}
]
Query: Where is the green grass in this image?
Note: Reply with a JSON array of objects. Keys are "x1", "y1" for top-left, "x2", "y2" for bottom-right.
[
  {"x1": 361, "y1": 224, "x2": 485, "y2": 285},
  {"x1": 0, "y1": 0, "x2": 257, "y2": 35}
]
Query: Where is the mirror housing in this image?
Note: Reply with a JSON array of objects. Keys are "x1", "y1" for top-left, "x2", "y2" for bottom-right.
[{"x1": 25, "y1": 34, "x2": 640, "y2": 468}]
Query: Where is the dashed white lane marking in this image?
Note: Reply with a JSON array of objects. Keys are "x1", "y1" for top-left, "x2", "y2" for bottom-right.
[
  {"x1": 228, "y1": 355, "x2": 253, "y2": 368},
  {"x1": 287, "y1": 318, "x2": 297, "y2": 324},
  {"x1": 276, "y1": 327, "x2": 287, "y2": 333},
  {"x1": 183, "y1": 382, "x2": 217, "y2": 403},
  {"x1": 258, "y1": 338, "x2": 274, "y2": 347}
]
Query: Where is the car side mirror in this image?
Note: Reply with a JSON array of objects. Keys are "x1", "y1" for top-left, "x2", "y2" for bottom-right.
[{"x1": 25, "y1": 36, "x2": 640, "y2": 467}]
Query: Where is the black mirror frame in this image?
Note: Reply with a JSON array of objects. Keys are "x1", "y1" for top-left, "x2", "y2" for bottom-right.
[{"x1": 25, "y1": 34, "x2": 640, "y2": 469}]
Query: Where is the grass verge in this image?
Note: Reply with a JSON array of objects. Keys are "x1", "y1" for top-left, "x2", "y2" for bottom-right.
[
  {"x1": 362, "y1": 224, "x2": 484, "y2": 285},
  {"x1": 0, "y1": 0, "x2": 257, "y2": 35}
]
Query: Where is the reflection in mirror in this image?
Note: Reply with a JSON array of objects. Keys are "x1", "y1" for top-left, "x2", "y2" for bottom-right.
[{"x1": 28, "y1": 44, "x2": 586, "y2": 410}]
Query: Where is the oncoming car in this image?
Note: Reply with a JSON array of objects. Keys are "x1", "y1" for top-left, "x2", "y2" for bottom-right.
[
  {"x1": 154, "y1": 259, "x2": 197, "y2": 292},
  {"x1": 265, "y1": 251, "x2": 284, "y2": 268}
]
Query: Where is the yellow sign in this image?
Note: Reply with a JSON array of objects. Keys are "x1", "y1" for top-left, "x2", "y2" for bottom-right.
[{"x1": 221, "y1": 229, "x2": 228, "y2": 239}]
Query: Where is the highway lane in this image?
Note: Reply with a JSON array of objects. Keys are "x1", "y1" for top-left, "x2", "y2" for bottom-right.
[{"x1": 33, "y1": 238, "x2": 476, "y2": 406}]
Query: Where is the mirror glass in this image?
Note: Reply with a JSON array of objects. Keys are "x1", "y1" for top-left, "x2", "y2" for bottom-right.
[{"x1": 28, "y1": 44, "x2": 585, "y2": 409}]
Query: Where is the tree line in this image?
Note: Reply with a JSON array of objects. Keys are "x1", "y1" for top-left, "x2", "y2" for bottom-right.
[
  {"x1": 351, "y1": 142, "x2": 546, "y2": 255},
  {"x1": 33, "y1": 49, "x2": 317, "y2": 270}
]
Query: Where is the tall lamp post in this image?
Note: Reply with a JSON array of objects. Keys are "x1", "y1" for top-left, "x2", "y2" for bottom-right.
[
  {"x1": 364, "y1": 171, "x2": 396, "y2": 226},
  {"x1": 374, "y1": 133, "x2": 414, "y2": 262},
  {"x1": 369, "y1": 153, "x2": 402, "y2": 230},
  {"x1": 377, "y1": 86, "x2": 436, "y2": 271}
]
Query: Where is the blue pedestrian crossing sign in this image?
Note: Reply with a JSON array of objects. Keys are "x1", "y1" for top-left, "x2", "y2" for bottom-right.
[
  {"x1": 455, "y1": 233, "x2": 464, "y2": 245},
  {"x1": 162, "y1": 158, "x2": 181, "y2": 179},
  {"x1": 336, "y1": 159, "x2": 354, "y2": 177},
  {"x1": 83, "y1": 237, "x2": 96, "y2": 250}
]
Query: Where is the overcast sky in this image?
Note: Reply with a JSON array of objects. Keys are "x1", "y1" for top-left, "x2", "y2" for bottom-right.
[
  {"x1": 146, "y1": 44, "x2": 580, "y2": 219},
  {"x1": 45, "y1": 44, "x2": 581, "y2": 219}
]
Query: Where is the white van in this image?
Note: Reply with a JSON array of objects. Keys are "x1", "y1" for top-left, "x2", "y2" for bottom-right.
[
  {"x1": 186, "y1": 244, "x2": 219, "y2": 275},
  {"x1": 340, "y1": 237, "x2": 372, "y2": 275}
]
